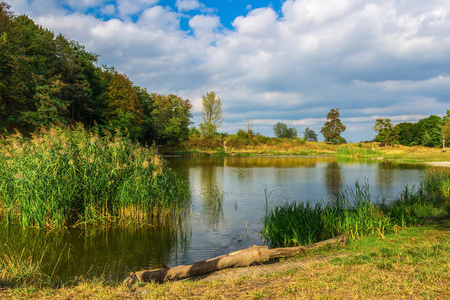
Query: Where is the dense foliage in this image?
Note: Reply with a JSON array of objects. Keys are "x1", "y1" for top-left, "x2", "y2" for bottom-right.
[
  {"x1": 0, "y1": 125, "x2": 190, "y2": 228},
  {"x1": 0, "y1": 3, "x2": 192, "y2": 145},
  {"x1": 374, "y1": 112, "x2": 449, "y2": 148},
  {"x1": 273, "y1": 122, "x2": 297, "y2": 139}
]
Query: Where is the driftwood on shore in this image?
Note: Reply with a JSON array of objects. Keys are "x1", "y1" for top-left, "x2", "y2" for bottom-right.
[{"x1": 128, "y1": 235, "x2": 347, "y2": 284}]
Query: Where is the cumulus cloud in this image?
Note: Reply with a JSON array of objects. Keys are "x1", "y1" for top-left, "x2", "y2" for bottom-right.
[{"x1": 7, "y1": 0, "x2": 450, "y2": 141}]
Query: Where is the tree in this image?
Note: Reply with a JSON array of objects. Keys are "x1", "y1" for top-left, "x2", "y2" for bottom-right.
[
  {"x1": 443, "y1": 110, "x2": 450, "y2": 147},
  {"x1": 149, "y1": 93, "x2": 193, "y2": 145},
  {"x1": 303, "y1": 127, "x2": 318, "y2": 142},
  {"x1": 416, "y1": 115, "x2": 443, "y2": 147},
  {"x1": 102, "y1": 71, "x2": 143, "y2": 138},
  {"x1": 320, "y1": 108, "x2": 346, "y2": 144},
  {"x1": 395, "y1": 122, "x2": 418, "y2": 146},
  {"x1": 373, "y1": 118, "x2": 398, "y2": 144},
  {"x1": 273, "y1": 122, "x2": 297, "y2": 139},
  {"x1": 199, "y1": 91, "x2": 223, "y2": 137}
]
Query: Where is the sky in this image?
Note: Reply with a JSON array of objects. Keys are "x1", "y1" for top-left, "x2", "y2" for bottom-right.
[{"x1": 5, "y1": 0, "x2": 450, "y2": 142}]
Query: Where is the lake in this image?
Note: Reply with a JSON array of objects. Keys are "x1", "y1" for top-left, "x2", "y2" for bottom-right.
[{"x1": 0, "y1": 156, "x2": 432, "y2": 281}]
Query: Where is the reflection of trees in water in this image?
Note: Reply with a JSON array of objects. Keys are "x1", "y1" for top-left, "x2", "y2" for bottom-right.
[
  {"x1": 324, "y1": 161, "x2": 343, "y2": 201},
  {"x1": 376, "y1": 162, "x2": 396, "y2": 188},
  {"x1": 198, "y1": 165, "x2": 225, "y2": 230},
  {"x1": 0, "y1": 212, "x2": 191, "y2": 281}
]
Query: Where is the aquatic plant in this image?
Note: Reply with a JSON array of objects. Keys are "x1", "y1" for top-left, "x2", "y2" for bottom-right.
[
  {"x1": 263, "y1": 171, "x2": 450, "y2": 247},
  {"x1": 0, "y1": 124, "x2": 190, "y2": 229}
]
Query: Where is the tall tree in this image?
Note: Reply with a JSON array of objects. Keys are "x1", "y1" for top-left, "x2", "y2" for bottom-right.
[
  {"x1": 273, "y1": 122, "x2": 297, "y2": 139},
  {"x1": 320, "y1": 108, "x2": 346, "y2": 144},
  {"x1": 102, "y1": 71, "x2": 143, "y2": 138},
  {"x1": 303, "y1": 127, "x2": 318, "y2": 142},
  {"x1": 373, "y1": 118, "x2": 398, "y2": 144},
  {"x1": 199, "y1": 91, "x2": 223, "y2": 138}
]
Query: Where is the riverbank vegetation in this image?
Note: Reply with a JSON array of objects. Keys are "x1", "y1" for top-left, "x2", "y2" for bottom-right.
[
  {"x1": 1, "y1": 220, "x2": 448, "y2": 299},
  {"x1": 263, "y1": 169, "x2": 450, "y2": 247},
  {"x1": 0, "y1": 124, "x2": 190, "y2": 229}
]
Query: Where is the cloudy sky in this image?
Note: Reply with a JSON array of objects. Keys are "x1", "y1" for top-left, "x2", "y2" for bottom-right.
[{"x1": 6, "y1": 0, "x2": 450, "y2": 141}]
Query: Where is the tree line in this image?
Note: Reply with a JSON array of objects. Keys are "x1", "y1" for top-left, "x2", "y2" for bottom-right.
[
  {"x1": 373, "y1": 111, "x2": 450, "y2": 147},
  {"x1": 0, "y1": 2, "x2": 193, "y2": 145}
]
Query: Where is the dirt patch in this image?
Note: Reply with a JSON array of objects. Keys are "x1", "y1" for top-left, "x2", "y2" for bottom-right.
[
  {"x1": 425, "y1": 161, "x2": 450, "y2": 167},
  {"x1": 187, "y1": 252, "x2": 350, "y2": 282}
]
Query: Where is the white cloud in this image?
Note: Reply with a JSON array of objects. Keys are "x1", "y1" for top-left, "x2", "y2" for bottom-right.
[
  {"x1": 7, "y1": 0, "x2": 450, "y2": 141},
  {"x1": 176, "y1": 0, "x2": 200, "y2": 12}
]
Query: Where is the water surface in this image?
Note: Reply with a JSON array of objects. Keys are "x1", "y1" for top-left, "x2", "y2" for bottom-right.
[{"x1": 0, "y1": 156, "x2": 431, "y2": 280}]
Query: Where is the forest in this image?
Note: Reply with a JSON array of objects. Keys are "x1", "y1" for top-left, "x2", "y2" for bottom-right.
[{"x1": 0, "y1": 2, "x2": 192, "y2": 146}]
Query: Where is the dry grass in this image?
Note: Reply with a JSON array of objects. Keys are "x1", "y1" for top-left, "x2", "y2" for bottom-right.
[{"x1": 2, "y1": 221, "x2": 449, "y2": 299}]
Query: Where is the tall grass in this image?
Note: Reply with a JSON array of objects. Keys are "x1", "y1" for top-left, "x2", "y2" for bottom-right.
[
  {"x1": 0, "y1": 124, "x2": 190, "y2": 229},
  {"x1": 336, "y1": 146, "x2": 383, "y2": 158},
  {"x1": 263, "y1": 170, "x2": 450, "y2": 247}
]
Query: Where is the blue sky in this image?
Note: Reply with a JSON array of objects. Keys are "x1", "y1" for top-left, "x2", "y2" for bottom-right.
[{"x1": 6, "y1": 0, "x2": 450, "y2": 141}]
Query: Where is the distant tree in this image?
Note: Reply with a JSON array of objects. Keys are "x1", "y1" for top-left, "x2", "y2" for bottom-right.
[
  {"x1": 303, "y1": 127, "x2": 318, "y2": 142},
  {"x1": 417, "y1": 115, "x2": 443, "y2": 147},
  {"x1": 273, "y1": 122, "x2": 297, "y2": 139},
  {"x1": 373, "y1": 118, "x2": 398, "y2": 144},
  {"x1": 395, "y1": 122, "x2": 418, "y2": 146},
  {"x1": 199, "y1": 91, "x2": 223, "y2": 138},
  {"x1": 443, "y1": 110, "x2": 450, "y2": 147},
  {"x1": 320, "y1": 108, "x2": 346, "y2": 144}
]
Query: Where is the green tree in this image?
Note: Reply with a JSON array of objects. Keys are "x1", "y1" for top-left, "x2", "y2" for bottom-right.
[
  {"x1": 373, "y1": 118, "x2": 398, "y2": 144},
  {"x1": 303, "y1": 127, "x2": 318, "y2": 142},
  {"x1": 150, "y1": 93, "x2": 193, "y2": 145},
  {"x1": 443, "y1": 110, "x2": 450, "y2": 147},
  {"x1": 273, "y1": 122, "x2": 297, "y2": 139},
  {"x1": 395, "y1": 122, "x2": 418, "y2": 146},
  {"x1": 320, "y1": 108, "x2": 346, "y2": 144},
  {"x1": 19, "y1": 75, "x2": 69, "y2": 127},
  {"x1": 199, "y1": 91, "x2": 223, "y2": 137},
  {"x1": 102, "y1": 71, "x2": 143, "y2": 138},
  {"x1": 416, "y1": 115, "x2": 443, "y2": 147}
]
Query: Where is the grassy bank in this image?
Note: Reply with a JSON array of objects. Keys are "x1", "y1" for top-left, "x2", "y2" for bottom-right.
[
  {"x1": 0, "y1": 125, "x2": 190, "y2": 229},
  {"x1": 180, "y1": 135, "x2": 450, "y2": 163},
  {"x1": 263, "y1": 169, "x2": 450, "y2": 247},
  {"x1": 1, "y1": 221, "x2": 448, "y2": 299}
]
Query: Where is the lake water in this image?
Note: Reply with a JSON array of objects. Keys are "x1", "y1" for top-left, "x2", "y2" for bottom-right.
[{"x1": 0, "y1": 156, "x2": 432, "y2": 281}]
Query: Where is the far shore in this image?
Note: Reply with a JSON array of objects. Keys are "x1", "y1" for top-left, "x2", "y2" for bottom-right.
[{"x1": 425, "y1": 161, "x2": 450, "y2": 167}]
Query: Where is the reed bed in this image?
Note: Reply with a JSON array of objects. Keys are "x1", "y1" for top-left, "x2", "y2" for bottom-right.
[
  {"x1": 0, "y1": 125, "x2": 190, "y2": 229},
  {"x1": 263, "y1": 170, "x2": 450, "y2": 247}
]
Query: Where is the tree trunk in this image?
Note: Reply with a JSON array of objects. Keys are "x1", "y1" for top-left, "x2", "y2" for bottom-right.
[{"x1": 130, "y1": 235, "x2": 347, "y2": 284}]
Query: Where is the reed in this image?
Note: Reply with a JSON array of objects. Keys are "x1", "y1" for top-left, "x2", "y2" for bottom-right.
[
  {"x1": 0, "y1": 124, "x2": 190, "y2": 229},
  {"x1": 263, "y1": 170, "x2": 450, "y2": 247}
]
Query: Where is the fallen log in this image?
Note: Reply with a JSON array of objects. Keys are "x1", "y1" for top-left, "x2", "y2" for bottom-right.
[{"x1": 129, "y1": 235, "x2": 346, "y2": 284}]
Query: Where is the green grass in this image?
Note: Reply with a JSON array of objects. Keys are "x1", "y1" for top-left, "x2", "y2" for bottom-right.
[
  {"x1": 263, "y1": 170, "x2": 450, "y2": 247},
  {"x1": 0, "y1": 125, "x2": 190, "y2": 229},
  {"x1": 336, "y1": 146, "x2": 383, "y2": 158}
]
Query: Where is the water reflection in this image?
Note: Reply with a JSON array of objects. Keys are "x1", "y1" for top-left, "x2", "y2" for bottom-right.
[
  {"x1": 0, "y1": 214, "x2": 191, "y2": 281},
  {"x1": 324, "y1": 161, "x2": 343, "y2": 200}
]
